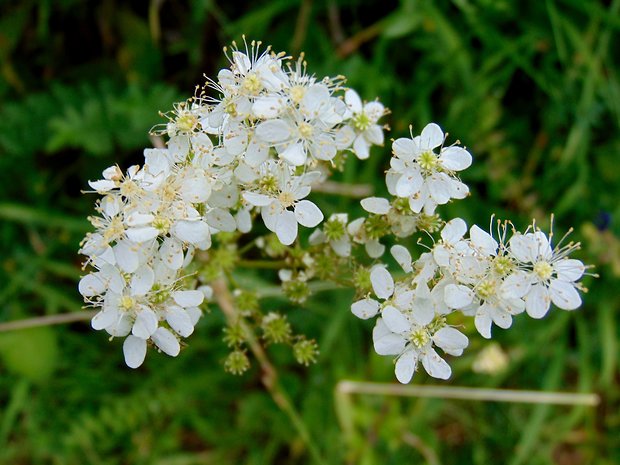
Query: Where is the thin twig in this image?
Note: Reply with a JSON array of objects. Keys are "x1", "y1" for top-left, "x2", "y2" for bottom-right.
[
  {"x1": 211, "y1": 278, "x2": 325, "y2": 464},
  {"x1": 336, "y1": 381, "x2": 600, "y2": 406},
  {"x1": 0, "y1": 311, "x2": 96, "y2": 332},
  {"x1": 311, "y1": 180, "x2": 373, "y2": 198}
]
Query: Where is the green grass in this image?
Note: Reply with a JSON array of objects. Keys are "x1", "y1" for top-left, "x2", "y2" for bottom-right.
[{"x1": 0, "y1": 0, "x2": 619, "y2": 464}]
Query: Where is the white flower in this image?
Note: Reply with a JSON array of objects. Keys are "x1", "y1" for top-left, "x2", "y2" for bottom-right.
[
  {"x1": 341, "y1": 89, "x2": 385, "y2": 159},
  {"x1": 502, "y1": 229, "x2": 585, "y2": 318},
  {"x1": 387, "y1": 123, "x2": 471, "y2": 214},
  {"x1": 372, "y1": 305, "x2": 468, "y2": 383},
  {"x1": 243, "y1": 162, "x2": 323, "y2": 245}
]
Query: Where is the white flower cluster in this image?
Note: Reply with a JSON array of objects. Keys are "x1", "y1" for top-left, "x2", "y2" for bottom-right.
[
  {"x1": 78, "y1": 40, "x2": 387, "y2": 368},
  {"x1": 351, "y1": 218, "x2": 587, "y2": 384},
  {"x1": 78, "y1": 40, "x2": 590, "y2": 382}
]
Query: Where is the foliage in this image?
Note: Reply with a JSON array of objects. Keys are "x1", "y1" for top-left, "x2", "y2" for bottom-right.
[{"x1": 0, "y1": 0, "x2": 618, "y2": 464}]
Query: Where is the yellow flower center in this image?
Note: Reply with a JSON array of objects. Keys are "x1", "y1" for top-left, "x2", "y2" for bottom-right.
[
  {"x1": 242, "y1": 73, "x2": 262, "y2": 94},
  {"x1": 298, "y1": 122, "x2": 314, "y2": 139},
  {"x1": 353, "y1": 112, "x2": 371, "y2": 131},
  {"x1": 419, "y1": 151, "x2": 439, "y2": 171},
  {"x1": 477, "y1": 278, "x2": 496, "y2": 299},
  {"x1": 534, "y1": 261, "x2": 553, "y2": 280},
  {"x1": 290, "y1": 86, "x2": 306, "y2": 104},
  {"x1": 119, "y1": 296, "x2": 135, "y2": 311},
  {"x1": 176, "y1": 112, "x2": 198, "y2": 133},
  {"x1": 409, "y1": 328, "x2": 430, "y2": 348},
  {"x1": 493, "y1": 256, "x2": 513, "y2": 276},
  {"x1": 278, "y1": 191, "x2": 295, "y2": 208}
]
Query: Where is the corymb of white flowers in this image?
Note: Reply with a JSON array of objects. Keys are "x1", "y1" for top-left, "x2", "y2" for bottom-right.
[{"x1": 78, "y1": 38, "x2": 592, "y2": 383}]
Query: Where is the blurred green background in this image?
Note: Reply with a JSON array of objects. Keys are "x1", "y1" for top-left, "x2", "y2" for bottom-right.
[{"x1": 0, "y1": 0, "x2": 619, "y2": 464}]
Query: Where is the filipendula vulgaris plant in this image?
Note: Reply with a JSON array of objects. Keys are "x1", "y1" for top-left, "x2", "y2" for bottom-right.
[{"x1": 78, "y1": 39, "x2": 593, "y2": 382}]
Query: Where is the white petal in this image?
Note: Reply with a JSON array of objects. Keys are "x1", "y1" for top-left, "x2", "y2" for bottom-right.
[
  {"x1": 549, "y1": 280, "x2": 582, "y2": 310},
  {"x1": 509, "y1": 234, "x2": 534, "y2": 263},
  {"x1": 395, "y1": 350, "x2": 417, "y2": 384},
  {"x1": 444, "y1": 284, "x2": 474, "y2": 309},
  {"x1": 151, "y1": 327, "x2": 180, "y2": 357},
  {"x1": 123, "y1": 335, "x2": 147, "y2": 369},
  {"x1": 419, "y1": 123, "x2": 444, "y2": 150},
  {"x1": 470, "y1": 225, "x2": 498, "y2": 256},
  {"x1": 255, "y1": 119, "x2": 291, "y2": 143},
  {"x1": 525, "y1": 284, "x2": 551, "y2": 318},
  {"x1": 206, "y1": 208, "x2": 237, "y2": 232},
  {"x1": 474, "y1": 307, "x2": 493, "y2": 339},
  {"x1": 126, "y1": 227, "x2": 159, "y2": 243},
  {"x1": 351, "y1": 298, "x2": 380, "y2": 320},
  {"x1": 441, "y1": 218, "x2": 467, "y2": 244},
  {"x1": 370, "y1": 266, "x2": 394, "y2": 299},
  {"x1": 79, "y1": 273, "x2": 106, "y2": 297},
  {"x1": 172, "y1": 220, "x2": 210, "y2": 246},
  {"x1": 500, "y1": 271, "x2": 532, "y2": 299},
  {"x1": 555, "y1": 259, "x2": 585, "y2": 282},
  {"x1": 91, "y1": 308, "x2": 119, "y2": 330},
  {"x1": 382, "y1": 305, "x2": 410, "y2": 333},
  {"x1": 252, "y1": 95, "x2": 285, "y2": 119},
  {"x1": 243, "y1": 191, "x2": 273, "y2": 207},
  {"x1": 365, "y1": 240, "x2": 385, "y2": 258},
  {"x1": 432, "y1": 327, "x2": 468, "y2": 356},
  {"x1": 130, "y1": 266, "x2": 154, "y2": 296},
  {"x1": 105, "y1": 312, "x2": 132, "y2": 337},
  {"x1": 427, "y1": 175, "x2": 451, "y2": 205},
  {"x1": 352, "y1": 135, "x2": 370, "y2": 160},
  {"x1": 244, "y1": 138, "x2": 269, "y2": 167},
  {"x1": 236, "y1": 209, "x2": 252, "y2": 233},
  {"x1": 392, "y1": 138, "x2": 415, "y2": 161},
  {"x1": 126, "y1": 212, "x2": 154, "y2": 227},
  {"x1": 395, "y1": 170, "x2": 423, "y2": 197},
  {"x1": 159, "y1": 237, "x2": 184, "y2": 270},
  {"x1": 372, "y1": 319, "x2": 407, "y2": 355},
  {"x1": 344, "y1": 89, "x2": 363, "y2": 113},
  {"x1": 360, "y1": 197, "x2": 391, "y2": 215},
  {"x1": 114, "y1": 241, "x2": 140, "y2": 273},
  {"x1": 180, "y1": 176, "x2": 212, "y2": 203},
  {"x1": 172, "y1": 290, "x2": 204, "y2": 307},
  {"x1": 166, "y1": 306, "x2": 194, "y2": 337},
  {"x1": 390, "y1": 245, "x2": 412, "y2": 273},
  {"x1": 294, "y1": 200, "x2": 323, "y2": 227},
  {"x1": 275, "y1": 210, "x2": 298, "y2": 245},
  {"x1": 132, "y1": 308, "x2": 158, "y2": 339},
  {"x1": 440, "y1": 146, "x2": 472, "y2": 171},
  {"x1": 280, "y1": 142, "x2": 306, "y2": 166},
  {"x1": 422, "y1": 348, "x2": 451, "y2": 379}
]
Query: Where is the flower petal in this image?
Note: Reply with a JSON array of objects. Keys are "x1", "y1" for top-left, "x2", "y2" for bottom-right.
[
  {"x1": 294, "y1": 200, "x2": 324, "y2": 228},
  {"x1": 360, "y1": 197, "x2": 391, "y2": 215},
  {"x1": 275, "y1": 210, "x2": 298, "y2": 245},
  {"x1": 395, "y1": 350, "x2": 418, "y2": 384},
  {"x1": 382, "y1": 305, "x2": 410, "y2": 334},
  {"x1": 123, "y1": 335, "x2": 147, "y2": 368},
  {"x1": 422, "y1": 348, "x2": 451, "y2": 379},
  {"x1": 525, "y1": 284, "x2": 551, "y2": 318},
  {"x1": 370, "y1": 266, "x2": 394, "y2": 299},
  {"x1": 166, "y1": 306, "x2": 194, "y2": 337},
  {"x1": 390, "y1": 245, "x2": 413, "y2": 273},
  {"x1": 549, "y1": 279, "x2": 582, "y2": 310},
  {"x1": 351, "y1": 298, "x2": 380, "y2": 320},
  {"x1": 132, "y1": 307, "x2": 158, "y2": 339},
  {"x1": 151, "y1": 327, "x2": 181, "y2": 357}
]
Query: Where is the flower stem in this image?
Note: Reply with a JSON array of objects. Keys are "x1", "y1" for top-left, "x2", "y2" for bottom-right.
[{"x1": 211, "y1": 278, "x2": 325, "y2": 464}]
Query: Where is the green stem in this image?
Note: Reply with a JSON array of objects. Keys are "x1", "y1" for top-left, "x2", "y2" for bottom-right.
[{"x1": 211, "y1": 278, "x2": 325, "y2": 464}]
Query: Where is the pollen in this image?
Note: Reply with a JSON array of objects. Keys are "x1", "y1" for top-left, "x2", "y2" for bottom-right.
[
  {"x1": 119, "y1": 296, "x2": 135, "y2": 311},
  {"x1": 242, "y1": 73, "x2": 262, "y2": 94},
  {"x1": 298, "y1": 122, "x2": 314, "y2": 139},
  {"x1": 418, "y1": 151, "x2": 439, "y2": 171},
  {"x1": 176, "y1": 112, "x2": 199, "y2": 133},
  {"x1": 477, "y1": 278, "x2": 496, "y2": 299},
  {"x1": 278, "y1": 191, "x2": 295, "y2": 208},
  {"x1": 493, "y1": 256, "x2": 513, "y2": 276},
  {"x1": 290, "y1": 86, "x2": 306, "y2": 104},
  {"x1": 353, "y1": 112, "x2": 371, "y2": 132},
  {"x1": 409, "y1": 328, "x2": 430, "y2": 348},
  {"x1": 534, "y1": 261, "x2": 553, "y2": 280}
]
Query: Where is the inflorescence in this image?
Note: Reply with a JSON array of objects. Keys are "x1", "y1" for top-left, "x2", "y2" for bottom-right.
[{"x1": 78, "y1": 39, "x2": 590, "y2": 382}]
